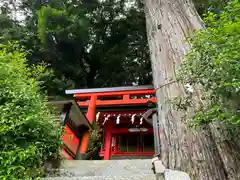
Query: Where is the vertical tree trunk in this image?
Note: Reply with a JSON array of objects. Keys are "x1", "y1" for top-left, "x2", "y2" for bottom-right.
[{"x1": 143, "y1": 0, "x2": 238, "y2": 179}]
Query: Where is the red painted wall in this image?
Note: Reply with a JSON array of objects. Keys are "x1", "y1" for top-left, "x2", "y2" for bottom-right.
[{"x1": 61, "y1": 125, "x2": 79, "y2": 155}]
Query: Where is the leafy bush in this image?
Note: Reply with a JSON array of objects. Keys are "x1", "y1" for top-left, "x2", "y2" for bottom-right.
[
  {"x1": 0, "y1": 43, "x2": 62, "y2": 179},
  {"x1": 178, "y1": 0, "x2": 240, "y2": 134},
  {"x1": 85, "y1": 122, "x2": 103, "y2": 160}
]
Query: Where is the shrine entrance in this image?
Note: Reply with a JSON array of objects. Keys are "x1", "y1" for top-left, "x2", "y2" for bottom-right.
[
  {"x1": 118, "y1": 134, "x2": 154, "y2": 153},
  {"x1": 65, "y1": 85, "x2": 157, "y2": 160}
]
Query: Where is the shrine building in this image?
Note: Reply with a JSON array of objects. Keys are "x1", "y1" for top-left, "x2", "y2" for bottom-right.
[{"x1": 49, "y1": 85, "x2": 157, "y2": 160}]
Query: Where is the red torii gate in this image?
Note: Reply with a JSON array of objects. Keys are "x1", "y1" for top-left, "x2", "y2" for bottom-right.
[{"x1": 66, "y1": 85, "x2": 157, "y2": 160}]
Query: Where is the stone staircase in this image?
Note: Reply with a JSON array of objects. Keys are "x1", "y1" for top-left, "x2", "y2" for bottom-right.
[{"x1": 44, "y1": 159, "x2": 156, "y2": 180}]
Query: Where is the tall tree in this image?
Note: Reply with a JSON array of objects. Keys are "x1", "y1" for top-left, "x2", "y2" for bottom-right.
[
  {"x1": 143, "y1": 0, "x2": 239, "y2": 179},
  {"x1": 17, "y1": 0, "x2": 152, "y2": 96}
]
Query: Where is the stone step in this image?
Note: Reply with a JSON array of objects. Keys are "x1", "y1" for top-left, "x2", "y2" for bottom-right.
[
  {"x1": 44, "y1": 175, "x2": 156, "y2": 180},
  {"x1": 59, "y1": 159, "x2": 153, "y2": 177},
  {"x1": 43, "y1": 159, "x2": 192, "y2": 180},
  {"x1": 44, "y1": 159, "x2": 156, "y2": 179}
]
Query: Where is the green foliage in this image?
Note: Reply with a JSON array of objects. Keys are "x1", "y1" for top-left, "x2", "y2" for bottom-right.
[
  {"x1": 194, "y1": 0, "x2": 231, "y2": 16},
  {"x1": 37, "y1": 5, "x2": 89, "y2": 46},
  {"x1": 2, "y1": 0, "x2": 231, "y2": 98},
  {"x1": 0, "y1": 0, "x2": 152, "y2": 96},
  {"x1": 87, "y1": 123, "x2": 103, "y2": 153},
  {"x1": 34, "y1": 0, "x2": 152, "y2": 93},
  {"x1": 37, "y1": 6, "x2": 67, "y2": 45},
  {"x1": 85, "y1": 123, "x2": 103, "y2": 160},
  {"x1": 0, "y1": 43, "x2": 62, "y2": 179},
  {"x1": 178, "y1": 0, "x2": 240, "y2": 133},
  {"x1": 1, "y1": 0, "x2": 231, "y2": 98},
  {"x1": 0, "y1": 14, "x2": 24, "y2": 43}
]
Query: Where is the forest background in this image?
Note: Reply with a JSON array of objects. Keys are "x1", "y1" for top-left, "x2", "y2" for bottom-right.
[{"x1": 0, "y1": 0, "x2": 229, "y2": 98}]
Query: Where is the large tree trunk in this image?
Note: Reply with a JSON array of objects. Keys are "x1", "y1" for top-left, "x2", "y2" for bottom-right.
[{"x1": 143, "y1": 0, "x2": 239, "y2": 179}]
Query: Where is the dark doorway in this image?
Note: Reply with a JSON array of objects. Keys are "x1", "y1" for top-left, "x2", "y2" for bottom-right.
[{"x1": 118, "y1": 133, "x2": 154, "y2": 152}]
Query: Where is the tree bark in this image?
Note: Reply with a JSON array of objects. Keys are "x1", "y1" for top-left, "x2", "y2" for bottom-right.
[{"x1": 143, "y1": 0, "x2": 239, "y2": 179}]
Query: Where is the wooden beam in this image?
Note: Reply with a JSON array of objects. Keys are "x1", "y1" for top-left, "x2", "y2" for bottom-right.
[
  {"x1": 112, "y1": 151, "x2": 154, "y2": 156},
  {"x1": 74, "y1": 89, "x2": 155, "y2": 98},
  {"x1": 60, "y1": 148, "x2": 74, "y2": 160},
  {"x1": 66, "y1": 85, "x2": 154, "y2": 95},
  {"x1": 99, "y1": 150, "x2": 154, "y2": 157},
  {"x1": 99, "y1": 110, "x2": 146, "y2": 116},
  {"x1": 86, "y1": 95, "x2": 97, "y2": 124},
  {"x1": 77, "y1": 98, "x2": 157, "y2": 107},
  {"x1": 112, "y1": 128, "x2": 153, "y2": 134}
]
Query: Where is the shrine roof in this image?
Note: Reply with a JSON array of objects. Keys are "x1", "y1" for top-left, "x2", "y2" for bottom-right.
[
  {"x1": 65, "y1": 85, "x2": 154, "y2": 95},
  {"x1": 47, "y1": 100, "x2": 91, "y2": 129}
]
